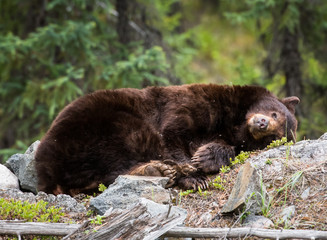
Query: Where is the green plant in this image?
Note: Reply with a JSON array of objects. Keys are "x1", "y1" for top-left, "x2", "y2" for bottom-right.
[
  {"x1": 266, "y1": 137, "x2": 294, "y2": 149},
  {"x1": 231, "y1": 151, "x2": 251, "y2": 166},
  {"x1": 284, "y1": 144, "x2": 292, "y2": 167},
  {"x1": 240, "y1": 192, "x2": 257, "y2": 222},
  {"x1": 266, "y1": 137, "x2": 294, "y2": 167},
  {"x1": 98, "y1": 183, "x2": 107, "y2": 192},
  {"x1": 257, "y1": 174, "x2": 274, "y2": 217},
  {"x1": 277, "y1": 171, "x2": 303, "y2": 194},
  {"x1": 265, "y1": 159, "x2": 272, "y2": 165},
  {"x1": 90, "y1": 215, "x2": 104, "y2": 225},
  {"x1": 220, "y1": 165, "x2": 231, "y2": 173},
  {"x1": 273, "y1": 170, "x2": 303, "y2": 207},
  {"x1": 86, "y1": 210, "x2": 94, "y2": 217},
  {"x1": 179, "y1": 189, "x2": 194, "y2": 197},
  {"x1": 197, "y1": 187, "x2": 211, "y2": 198},
  {"x1": 210, "y1": 175, "x2": 226, "y2": 191},
  {"x1": 0, "y1": 198, "x2": 64, "y2": 222},
  {"x1": 240, "y1": 210, "x2": 251, "y2": 223}
]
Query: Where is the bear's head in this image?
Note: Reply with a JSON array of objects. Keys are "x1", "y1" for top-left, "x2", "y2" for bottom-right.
[{"x1": 246, "y1": 96, "x2": 300, "y2": 144}]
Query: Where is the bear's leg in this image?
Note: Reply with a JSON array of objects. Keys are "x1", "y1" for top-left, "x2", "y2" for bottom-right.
[
  {"x1": 129, "y1": 160, "x2": 177, "y2": 187},
  {"x1": 128, "y1": 160, "x2": 197, "y2": 188},
  {"x1": 191, "y1": 141, "x2": 235, "y2": 174}
]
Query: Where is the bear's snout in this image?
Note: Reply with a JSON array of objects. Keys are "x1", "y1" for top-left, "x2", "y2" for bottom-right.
[
  {"x1": 253, "y1": 115, "x2": 269, "y2": 129},
  {"x1": 247, "y1": 113, "x2": 275, "y2": 140}
]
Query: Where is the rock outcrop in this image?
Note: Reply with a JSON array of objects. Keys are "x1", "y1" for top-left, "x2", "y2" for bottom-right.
[
  {"x1": 90, "y1": 175, "x2": 182, "y2": 215},
  {"x1": 6, "y1": 141, "x2": 39, "y2": 193}
]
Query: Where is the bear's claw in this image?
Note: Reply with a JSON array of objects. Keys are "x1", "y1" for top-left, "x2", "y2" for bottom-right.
[{"x1": 177, "y1": 175, "x2": 210, "y2": 191}]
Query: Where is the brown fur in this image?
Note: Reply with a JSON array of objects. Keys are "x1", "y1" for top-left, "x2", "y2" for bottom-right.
[{"x1": 35, "y1": 84, "x2": 299, "y2": 195}]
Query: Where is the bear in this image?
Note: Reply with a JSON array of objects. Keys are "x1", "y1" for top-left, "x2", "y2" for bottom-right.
[{"x1": 35, "y1": 84, "x2": 300, "y2": 195}]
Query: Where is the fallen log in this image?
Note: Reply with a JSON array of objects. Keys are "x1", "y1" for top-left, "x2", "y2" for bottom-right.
[
  {"x1": 0, "y1": 221, "x2": 80, "y2": 236},
  {"x1": 1, "y1": 221, "x2": 327, "y2": 239},
  {"x1": 164, "y1": 226, "x2": 327, "y2": 239}
]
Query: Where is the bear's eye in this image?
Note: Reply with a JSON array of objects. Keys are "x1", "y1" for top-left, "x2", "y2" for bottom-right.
[{"x1": 272, "y1": 113, "x2": 278, "y2": 119}]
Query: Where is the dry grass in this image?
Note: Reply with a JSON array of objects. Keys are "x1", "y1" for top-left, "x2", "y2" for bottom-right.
[
  {"x1": 176, "y1": 155, "x2": 327, "y2": 231},
  {"x1": 265, "y1": 158, "x2": 327, "y2": 230}
]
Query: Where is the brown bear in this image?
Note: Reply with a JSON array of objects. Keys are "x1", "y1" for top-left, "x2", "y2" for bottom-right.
[{"x1": 35, "y1": 84, "x2": 299, "y2": 195}]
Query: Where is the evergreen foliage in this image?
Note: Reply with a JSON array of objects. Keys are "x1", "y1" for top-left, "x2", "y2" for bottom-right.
[{"x1": 0, "y1": 0, "x2": 194, "y2": 161}]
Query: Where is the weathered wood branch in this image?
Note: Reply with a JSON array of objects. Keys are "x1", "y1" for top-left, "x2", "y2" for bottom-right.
[
  {"x1": 0, "y1": 221, "x2": 80, "y2": 236},
  {"x1": 2, "y1": 221, "x2": 327, "y2": 239},
  {"x1": 164, "y1": 226, "x2": 327, "y2": 239}
]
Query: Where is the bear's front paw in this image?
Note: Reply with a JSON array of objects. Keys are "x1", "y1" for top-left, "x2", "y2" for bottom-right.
[
  {"x1": 191, "y1": 142, "x2": 234, "y2": 173},
  {"x1": 179, "y1": 163, "x2": 197, "y2": 175},
  {"x1": 147, "y1": 161, "x2": 177, "y2": 187},
  {"x1": 129, "y1": 161, "x2": 177, "y2": 187},
  {"x1": 177, "y1": 174, "x2": 209, "y2": 190},
  {"x1": 162, "y1": 160, "x2": 197, "y2": 186},
  {"x1": 191, "y1": 143, "x2": 218, "y2": 173}
]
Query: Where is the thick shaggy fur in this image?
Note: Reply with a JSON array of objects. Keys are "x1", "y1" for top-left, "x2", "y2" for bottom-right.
[{"x1": 35, "y1": 84, "x2": 299, "y2": 195}]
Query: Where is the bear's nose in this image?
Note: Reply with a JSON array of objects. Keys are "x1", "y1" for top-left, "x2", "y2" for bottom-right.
[{"x1": 254, "y1": 116, "x2": 269, "y2": 129}]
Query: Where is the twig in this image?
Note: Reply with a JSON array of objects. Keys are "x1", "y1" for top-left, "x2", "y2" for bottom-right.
[{"x1": 164, "y1": 227, "x2": 327, "y2": 239}]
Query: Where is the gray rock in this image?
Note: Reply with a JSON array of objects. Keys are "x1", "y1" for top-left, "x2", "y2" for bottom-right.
[
  {"x1": 0, "y1": 188, "x2": 36, "y2": 203},
  {"x1": 51, "y1": 194, "x2": 86, "y2": 213},
  {"x1": 90, "y1": 175, "x2": 171, "y2": 215},
  {"x1": 243, "y1": 215, "x2": 274, "y2": 228},
  {"x1": 0, "y1": 164, "x2": 19, "y2": 190},
  {"x1": 198, "y1": 212, "x2": 212, "y2": 224},
  {"x1": 301, "y1": 187, "x2": 310, "y2": 200},
  {"x1": 249, "y1": 135, "x2": 327, "y2": 172},
  {"x1": 289, "y1": 139, "x2": 327, "y2": 162},
  {"x1": 136, "y1": 198, "x2": 186, "y2": 218},
  {"x1": 318, "y1": 132, "x2": 327, "y2": 140},
  {"x1": 281, "y1": 205, "x2": 296, "y2": 224},
  {"x1": 210, "y1": 201, "x2": 219, "y2": 208},
  {"x1": 5, "y1": 154, "x2": 22, "y2": 175},
  {"x1": 6, "y1": 141, "x2": 40, "y2": 193},
  {"x1": 0, "y1": 188, "x2": 86, "y2": 213},
  {"x1": 221, "y1": 161, "x2": 269, "y2": 215}
]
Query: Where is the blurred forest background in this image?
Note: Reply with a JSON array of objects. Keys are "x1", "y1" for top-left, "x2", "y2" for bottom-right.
[{"x1": 1, "y1": 0, "x2": 327, "y2": 162}]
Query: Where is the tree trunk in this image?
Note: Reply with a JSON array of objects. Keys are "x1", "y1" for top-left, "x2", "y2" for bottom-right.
[
  {"x1": 280, "y1": 28, "x2": 303, "y2": 116},
  {"x1": 116, "y1": 0, "x2": 131, "y2": 45}
]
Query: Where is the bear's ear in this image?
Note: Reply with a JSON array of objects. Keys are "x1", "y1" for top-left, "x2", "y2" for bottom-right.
[{"x1": 282, "y1": 96, "x2": 300, "y2": 114}]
